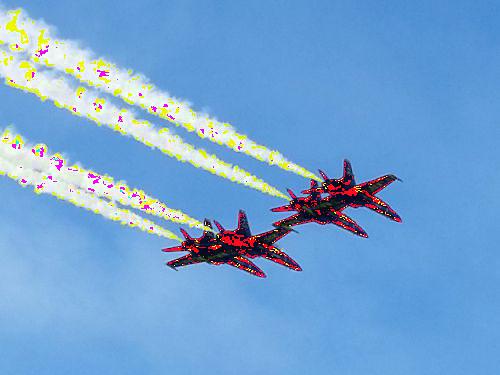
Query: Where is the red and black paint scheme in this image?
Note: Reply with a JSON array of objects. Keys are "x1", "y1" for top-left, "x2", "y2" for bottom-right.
[
  {"x1": 212, "y1": 210, "x2": 302, "y2": 273},
  {"x1": 162, "y1": 212, "x2": 300, "y2": 278},
  {"x1": 271, "y1": 185, "x2": 368, "y2": 238},
  {"x1": 163, "y1": 218, "x2": 262, "y2": 273},
  {"x1": 164, "y1": 159, "x2": 402, "y2": 278},
  {"x1": 303, "y1": 159, "x2": 402, "y2": 223}
]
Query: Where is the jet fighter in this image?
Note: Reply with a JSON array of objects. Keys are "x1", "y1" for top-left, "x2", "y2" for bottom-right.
[
  {"x1": 163, "y1": 211, "x2": 301, "y2": 277},
  {"x1": 302, "y1": 159, "x2": 402, "y2": 222},
  {"x1": 163, "y1": 219, "x2": 267, "y2": 278},
  {"x1": 271, "y1": 184, "x2": 368, "y2": 238},
  {"x1": 212, "y1": 210, "x2": 302, "y2": 272}
]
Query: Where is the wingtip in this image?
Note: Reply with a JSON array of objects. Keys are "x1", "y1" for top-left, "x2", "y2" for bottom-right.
[
  {"x1": 273, "y1": 223, "x2": 299, "y2": 233},
  {"x1": 290, "y1": 263, "x2": 303, "y2": 272},
  {"x1": 166, "y1": 263, "x2": 179, "y2": 271}
]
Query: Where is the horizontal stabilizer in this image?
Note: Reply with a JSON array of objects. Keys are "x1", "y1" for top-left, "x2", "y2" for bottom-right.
[
  {"x1": 271, "y1": 204, "x2": 293, "y2": 212},
  {"x1": 162, "y1": 245, "x2": 186, "y2": 253}
]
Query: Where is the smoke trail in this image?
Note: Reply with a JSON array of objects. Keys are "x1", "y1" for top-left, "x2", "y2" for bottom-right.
[
  {"x1": 0, "y1": 154, "x2": 181, "y2": 241},
  {"x1": 0, "y1": 49, "x2": 288, "y2": 200},
  {"x1": 0, "y1": 129, "x2": 208, "y2": 230},
  {"x1": 0, "y1": 8, "x2": 320, "y2": 181}
]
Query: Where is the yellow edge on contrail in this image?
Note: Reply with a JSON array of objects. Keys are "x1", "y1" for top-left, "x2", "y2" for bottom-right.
[
  {"x1": 0, "y1": 8, "x2": 320, "y2": 182},
  {"x1": 0, "y1": 128, "x2": 209, "y2": 230},
  {"x1": 0, "y1": 154, "x2": 181, "y2": 241},
  {"x1": 0, "y1": 49, "x2": 289, "y2": 200}
]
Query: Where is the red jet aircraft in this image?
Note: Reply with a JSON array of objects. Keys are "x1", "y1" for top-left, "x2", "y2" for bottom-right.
[
  {"x1": 163, "y1": 212, "x2": 300, "y2": 278},
  {"x1": 271, "y1": 184, "x2": 368, "y2": 238},
  {"x1": 163, "y1": 219, "x2": 268, "y2": 277},
  {"x1": 302, "y1": 159, "x2": 402, "y2": 223},
  {"x1": 212, "y1": 210, "x2": 302, "y2": 273}
]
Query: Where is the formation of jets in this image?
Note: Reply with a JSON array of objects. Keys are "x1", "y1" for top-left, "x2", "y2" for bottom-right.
[{"x1": 163, "y1": 160, "x2": 402, "y2": 278}]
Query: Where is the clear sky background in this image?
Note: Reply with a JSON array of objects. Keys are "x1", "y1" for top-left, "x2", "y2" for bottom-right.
[{"x1": 0, "y1": 1, "x2": 498, "y2": 374}]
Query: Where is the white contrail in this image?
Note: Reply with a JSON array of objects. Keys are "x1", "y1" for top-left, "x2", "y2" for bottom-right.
[
  {"x1": 0, "y1": 128, "x2": 208, "y2": 230},
  {"x1": 0, "y1": 154, "x2": 181, "y2": 241},
  {"x1": 0, "y1": 48, "x2": 289, "y2": 200},
  {"x1": 0, "y1": 8, "x2": 320, "y2": 181}
]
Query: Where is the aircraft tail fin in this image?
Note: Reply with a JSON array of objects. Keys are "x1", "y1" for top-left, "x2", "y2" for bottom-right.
[
  {"x1": 318, "y1": 169, "x2": 329, "y2": 180},
  {"x1": 180, "y1": 228, "x2": 193, "y2": 241},
  {"x1": 200, "y1": 219, "x2": 215, "y2": 241},
  {"x1": 203, "y1": 219, "x2": 213, "y2": 229},
  {"x1": 236, "y1": 210, "x2": 251, "y2": 236},
  {"x1": 213, "y1": 220, "x2": 225, "y2": 232},
  {"x1": 342, "y1": 159, "x2": 355, "y2": 185},
  {"x1": 287, "y1": 189, "x2": 297, "y2": 199},
  {"x1": 302, "y1": 179, "x2": 320, "y2": 194}
]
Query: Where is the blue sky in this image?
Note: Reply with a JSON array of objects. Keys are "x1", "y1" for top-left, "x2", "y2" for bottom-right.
[{"x1": 0, "y1": 1, "x2": 499, "y2": 374}]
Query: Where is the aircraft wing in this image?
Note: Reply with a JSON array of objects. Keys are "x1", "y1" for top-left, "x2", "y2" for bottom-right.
[
  {"x1": 363, "y1": 194, "x2": 402, "y2": 222},
  {"x1": 254, "y1": 226, "x2": 292, "y2": 245},
  {"x1": 273, "y1": 212, "x2": 315, "y2": 228},
  {"x1": 226, "y1": 256, "x2": 266, "y2": 278},
  {"x1": 358, "y1": 174, "x2": 398, "y2": 195},
  {"x1": 167, "y1": 254, "x2": 203, "y2": 269},
  {"x1": 321, "y1": 195, "x2": 348, "y2": 211},
  {"x1": 324, "y1": 209, "x2": 368, "y2": 237},
  {"x1": 262, "y1": 247, "x2": 302, "y2": 271}
]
